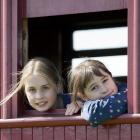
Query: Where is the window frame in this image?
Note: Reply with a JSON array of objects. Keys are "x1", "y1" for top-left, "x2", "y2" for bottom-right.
[
  {"x1": 22, "y1": 10, "x2": 129, "y2": 117},
  {"x1": 0, "y1": 0, "x2": 138, "y2": 118}
]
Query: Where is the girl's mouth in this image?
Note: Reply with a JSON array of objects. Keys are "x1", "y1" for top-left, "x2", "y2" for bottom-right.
[{"x1": 35, "y1": 101, "x2": 48, "y2": 107}]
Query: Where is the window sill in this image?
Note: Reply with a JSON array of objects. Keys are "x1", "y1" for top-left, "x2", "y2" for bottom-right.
[
  {"x1": 22, "y1": 109, "x2": 67, "y2": 117},
  {"x1": 0, "y1": 114, "x2": 140, "y2": 128}
]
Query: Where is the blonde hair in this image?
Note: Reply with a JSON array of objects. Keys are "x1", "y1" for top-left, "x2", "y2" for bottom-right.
[
  {"x1": 0, "y1": 57, "x2": 63, "y2": 105},
  {"x1": 68, "y1": 59, "x2": 112, "y2": 102}
]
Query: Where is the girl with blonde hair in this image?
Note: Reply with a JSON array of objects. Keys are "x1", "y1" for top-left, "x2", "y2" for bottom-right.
[{"x1": 0, "y1": 57, "x2": 70, "y2": 112}]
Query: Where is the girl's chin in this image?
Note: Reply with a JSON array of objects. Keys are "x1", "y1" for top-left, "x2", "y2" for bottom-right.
[{"x1": 34, "y1": 106, "x2": 52, "y2": 112}]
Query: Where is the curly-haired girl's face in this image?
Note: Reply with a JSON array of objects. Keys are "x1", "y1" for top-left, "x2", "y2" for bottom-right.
[{"x1": 24, "y1": 74, "x2": 57, "y2": 111}]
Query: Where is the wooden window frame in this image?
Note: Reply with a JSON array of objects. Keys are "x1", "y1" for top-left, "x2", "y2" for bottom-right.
[
  {"x1": 0, "y1": 0, "x2": 26, "y2": 118},
  {"x1": 21, "y1": 10, "x2": 128, "y2": 117},
  {"x1": 127, "y1": 0, "x2": 140, "y2": 113},
  {"x1": 0, "y1": 0, "x2": 139, "y2": 120}
]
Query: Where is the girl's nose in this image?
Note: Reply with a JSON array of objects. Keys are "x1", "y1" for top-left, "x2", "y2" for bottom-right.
[{"x1": 35, "y1": 92, "x2": 43, "y2": 99}]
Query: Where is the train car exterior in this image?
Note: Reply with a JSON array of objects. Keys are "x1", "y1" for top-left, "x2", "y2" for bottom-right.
[{"x1": 1, "y1": 0, "x2": 140, "y2": 140}]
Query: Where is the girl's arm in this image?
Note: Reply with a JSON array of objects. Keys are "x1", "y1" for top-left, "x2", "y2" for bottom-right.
[{"x1": 81, "y1": 91, "x2": 127, "y2": 127}]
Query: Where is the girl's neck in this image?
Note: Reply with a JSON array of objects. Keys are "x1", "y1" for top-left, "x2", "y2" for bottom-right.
[{"x1": 51, "y1": 94, "x2": 63, "y2": 109}]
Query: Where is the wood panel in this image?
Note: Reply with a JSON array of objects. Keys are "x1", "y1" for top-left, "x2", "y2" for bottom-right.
[
  {"x1": 65, "y1": 126, "x2": 75, "y2": 140},
  {"x1": 87, "y1": 126, "x2": 97, "y2": 140},
  {"x1": 33, "y1": 127, "x2": 43, "y2": 140},
  {"x1": 0, "y1": 0, "x2": 2, "y2": 119},
  {"x1": 0, "y1": 0, "x2": 27, "y2": 119},
  {"x1": 98, "y1": 125, "x2": 109, "y2": 140},
  {"x1": 132, "y1": 124, "x2": 140, "y2": 140},
  {"x1": 0, "y1": 0, "x2": 12, "y2": 119},
  {"x1": 76, "y1": 126, "x2": 86, "y2": 140},
  {"x1": 11, "y1": 0, "x2": 20, "y2": 119},
  {"x1": 11, "y1": 128, "x2": 21, "y2": 140},
  {"x1": 22, "y1": 128, "x2": 32, "y2": 140},
  {"x1": 1, "y1": 123, "x2": 140, "y2": 140},
  {"x1": 123, "y1": 0, "x2": 128, "y2": 8},
  {"x1": 120, "y1": 124, "x2": 131, "y2": 140},
  {"x1": 43, "y1": 127, "x2": 53, "y2": 140},
  {"x1": 127, "y1": 0, "x2": 135, "y2": 114},
  {"x1": 128, "y1": 0, "x2": 140, "y2": 113},
  {"x1": 54, "y1": 127, "x2": 64, "y2": 140},
  {"x1": 0, "y1": 0, "x2": 26, "y2": 119},
  {"x1": 1, "y1": 129, "x2": 11, "y2": 140},
  {"x1": 109, "y1": 125, "x2": 120, "y2": 140},
  {"x1": 27, "y1": 0, "x2": 127, "y2": 17},
  {"x1": 135, "y1": 0, "x2": 140, "y2": 114}
]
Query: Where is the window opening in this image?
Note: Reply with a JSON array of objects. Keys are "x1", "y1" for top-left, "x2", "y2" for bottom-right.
[
  {"x1": 73, "y1": 27, "x2": 128, "y2": 50},
  {"x1": 21, "y1": 10, "x2": 127, "y2": 116},
  {"x1": 72, "y1": 26, "x2": 128, "y2": 81}
]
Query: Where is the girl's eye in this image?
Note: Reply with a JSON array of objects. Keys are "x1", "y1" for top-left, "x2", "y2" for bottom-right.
[
  {"x1": 28, "y1": 88, "x2": 36, "y2": 93},
  {"x1": 91, "y1": 86, "x2": 98, "y2": 91},
  {"x1": 103, "y1": 79, "x2": 108, "y2": 83},
  {"x1": 42, "y1": 86, "x2": 49, "y2": 91}
]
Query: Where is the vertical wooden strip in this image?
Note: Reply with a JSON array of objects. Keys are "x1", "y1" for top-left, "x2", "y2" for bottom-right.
[
  {"x1": 11, "y1": 0, "x2": 26, "y2": 118},
  {"x1": 12, "y1": 128, "x2": 21, "y2": 140},
  {"x1": 132, "y1": 124, "x2": 140, "y2": 140},
  {"x1": 134, "y1": 0, "x2": 140, "y2": 113},
  {"x1": 87, "y1": 125, "x2": 97, "y2": 140},
  {"x1": 22, "y1": 128, "x2": 32, "y2": 140},
  {"x1": 108, "y1": 125, "x2": 120, "y2": 140},
  {"x1": 98, "y1": 125, "x2": 109, "y2": 140},
  {"x1": 120, "y1": 124, "x2": 131, "y2": 140},
  {"x1": 54, "y1": 127, "x2": 64, "y2": 140},
  {"x1": 0, "y1": 0, "x2": 2, "y2": 119},
  {"x1": 11, "y1": 0, "x2": 19, "y2": 118},
  {"x1": 128, "y1": 0, "x2": 135, "y2": 113},
  {"x1": 76, "y1": 126, "x2": 86, "y2": 140},
  {"x1": 43, "y1": 127, "x2": 53, "y2": 140},
  {"x1": 33, "y1": 127, "x2": 43, "y2": 140},
  {"x1": 123, "y1": 0, "x2": 128, "y2": 8},
  {"x1": 65, "y1": 126, "x2": 75, "y2": 140},
  {"x1": 20, "y1": 0, "x2": 27, "y2": 18},
  {"x1": 1, "y1": 129, "x2": 11, "y2": 140},
  {"x1": 128, "y1": 0, "x2": 140, "y2": 113},
  {"x1": 1, "y1": 0, "x2": 12, "y2": 119}
]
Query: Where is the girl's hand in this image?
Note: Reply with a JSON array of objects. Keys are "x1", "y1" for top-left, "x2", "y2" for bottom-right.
[{"x1": 65, "y1": 101, "x2": 84, "y2": 116}]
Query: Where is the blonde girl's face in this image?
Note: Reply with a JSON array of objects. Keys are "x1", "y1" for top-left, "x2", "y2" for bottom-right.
[
  {"x1": 24, "y1": 74, "x2": 57, "y2": 112},
  {"x1": 84, "y1": 70, "x2": 118, "y2": 100}
]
